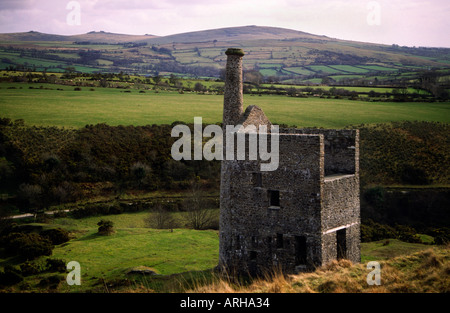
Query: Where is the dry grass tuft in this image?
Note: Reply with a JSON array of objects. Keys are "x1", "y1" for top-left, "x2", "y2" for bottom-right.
[{"x1": 188, "y1": 246, "x2": 449, "y2": 293}]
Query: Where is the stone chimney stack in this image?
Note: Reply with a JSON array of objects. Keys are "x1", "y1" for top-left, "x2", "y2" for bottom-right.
[{"x1": 223, "y1": 48, "x2": 245, "y2": 127}]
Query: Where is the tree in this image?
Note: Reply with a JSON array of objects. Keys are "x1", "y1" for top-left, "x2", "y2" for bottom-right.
[
  {"x1": 321, "y1": 76, "x2": 332, "y2": 85},
  {"x1": 169, "y1": 74, "x2": 179, "y2": 87},
  {"x1": 63, "y1": 67, "x2": 76, "y2": 79},
  {"x1": 182, "y1": 179, "x2": 216, "y2": 230},
  {"x1": 144, "y1": 203, "x2": 178, "y2": 230},
  {"x1": 152, "y1": 75, "x2": 162, "y2": 86},
  {"x1": 194, "y1": 82, "x2": 206, "y2": 92},
  {"x1": 286, "y1": 87, "x2": 298, "y2": 97},
  {"x1": 130, "y1": 162, "x2": 151, "y2": 188},
  {"x1": 244, "y1": 70, "x2": 263, "y2": 87},
  {"x1": 17, "y1": 184, "x2": 42, "y2": 211}
]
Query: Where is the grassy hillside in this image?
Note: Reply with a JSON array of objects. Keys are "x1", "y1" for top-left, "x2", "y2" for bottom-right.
[
  {"x1": 191, "y1": 245, "x2": 449, "y2": 293},
  {"x1": 359, "y1": 121, "x2": 450, "y2": 186},
  {"x1": 0, "y1": 207, "x2": 447, "y2": 293}
]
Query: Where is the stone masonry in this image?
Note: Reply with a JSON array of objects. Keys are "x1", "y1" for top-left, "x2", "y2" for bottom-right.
[{"x1": 218, "y1": 48, "x2": 360, "y2": 276}]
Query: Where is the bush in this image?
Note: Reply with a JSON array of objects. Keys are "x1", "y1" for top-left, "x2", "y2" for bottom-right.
[
  {"x1": 400, "y1": 164, "x2": 429, "y2": 185},
  {"x1": 46, "y1": 258, "x2": 66, "y2": 273},
  {"x1": 20, "y1": 261, "x2": 45, "y2": 276},
  {"x1": 108, "y1": 202, "x2": 123, "y2": 215},
  {"x1": 395, "y1": 225, "x2": 422, "y2": 243},
  {"x1": 427, "y1": 227, "x2": 450, "y2": 245},
  {"x1": 40, "y1": 228, "x2": 70, "y2": 245},
  {"x1": 19, "y1": 236, "x2": 53, "y2": 260},
  {"x1": 1, "y1": 232, "x2": 53, "y2": 259},
  {"x1": 38, "y1": 274, "x2": 63, "y2": 289},
  {"x1": 0, "y1": 266, "x2": 23, "y2": 286},
  {"x1": 363, "y1": 187, "x2": 385, "y2": 208},
  {"x1": 361, "y1": 220, "x2": 425, "y2": 243},
  {"x1": 97, "y1": 219, "x2": 114, "y2": 235},
  {"x1": 360, "y1": 220, "x2": 396, "y2": 242}
]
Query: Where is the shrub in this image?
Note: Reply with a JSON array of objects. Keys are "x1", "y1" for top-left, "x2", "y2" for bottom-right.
[
  {"x1": 108, "y1": 202, "x2": 123, "y2": 215},
  {"x1": 400, "y1": 164, "x2": 429, "y2": 185},
  {"x1": 360, "y1": 220, "x2": 396, "y2": 242},
  {"x1": 38, "y1": 274, "x2": 63, "y2": 289},
  {"x1": 46, "y1": 258, "x2": 66, "y2": 273},
  {"x1": 427, "y1": 227, "x2": 450, "y2": 245},
  {"x1": 19, "y1": 236, "x2": 53, "y2": 260},
  {"x1": 20, "y1": 261, "x2": 45, "y2": 276},
  {"x1": 0, "y1": 266, "x2": 23, "y2": 286},
  {"x1": 1, "y1": 232, "x2": 53, "y2": 259},
  {"x1": 40, "y1": 228, "x2": 70, "y2": 245},
  {"x1": 395, "y1": 225, "x2": 422, "y2": 243},
  {"x1": 97, "y1": 219, "x2": 114, "y2": 235},
  {"x1": 71, "y1": 203, "x2": 111, "y2": 218},
  {"x1": 363, "y1": 186, "x2": 385, "y2": 208}
]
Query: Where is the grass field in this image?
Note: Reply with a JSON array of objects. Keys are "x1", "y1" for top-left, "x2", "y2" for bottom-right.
[
  {"x1": 53, "y1": 227, "x2": 219, "y2": 291},
  {"x1": 5, "y1": 211, "x2": 220, "y2": 292},
  {"x1": 1, "y1": 82, "x2": 449, "y2": 128},
  {"x1": 0, "y1": 210, "x2": 439, "y2": 292}
]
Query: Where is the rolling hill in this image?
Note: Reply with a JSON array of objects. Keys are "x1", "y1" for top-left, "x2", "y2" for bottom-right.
[
  {"x1": 0, "y1": 25, "x2": 449, "y2": 83},
  {"x1": 140, "y1": 25, "x2": 330, "y2": 44},
  {"x1": 0, "y1": 30, "x2": 158, "y2": 43}
]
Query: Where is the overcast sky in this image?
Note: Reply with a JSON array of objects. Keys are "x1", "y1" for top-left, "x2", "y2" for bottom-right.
[{"x1": 0, "y1": 0, "x2": 449, "y2": 47}]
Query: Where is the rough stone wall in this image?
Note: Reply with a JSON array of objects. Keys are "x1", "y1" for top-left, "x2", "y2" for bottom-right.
[
  {"x1": 321, "y1": 175, "x2": 360, "y2": 264},
  {"x1": 282, "y1": 128, "x2": 359, "y2": 175},
  {"x1": 219, "y1": 133, "x2": 326, "y2": 274}
]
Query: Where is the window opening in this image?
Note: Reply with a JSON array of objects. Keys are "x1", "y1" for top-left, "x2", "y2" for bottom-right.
[{"x1": 268, "y1": 190, "x2": 280, "y2": 207}]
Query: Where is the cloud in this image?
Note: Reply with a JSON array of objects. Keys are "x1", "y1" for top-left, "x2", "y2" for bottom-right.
[{"x1": 0, "y1": 0, "x2": 37, "y2": 10}]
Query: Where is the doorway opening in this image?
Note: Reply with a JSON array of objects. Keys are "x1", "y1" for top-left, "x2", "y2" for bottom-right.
[{"x1": 337, "y1": 228, "x2": 347, "y2": 260}]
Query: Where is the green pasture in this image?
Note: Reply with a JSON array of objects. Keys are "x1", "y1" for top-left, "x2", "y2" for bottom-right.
[
  {"x1": 360, "y1": 239, "x2": 433, "y2": 263},
  {"x1": 358, "y1": 65, "x2": 399, "y2": 72},
  {"x1": 3, "y1": 209, "x2": 434, "y2": 292},
  {"x1": 260, "y1": 69, "x2": 279, "y2": 76},
  {"x1": 327, "y1": 65, "x2": 371, "y2": 73},
  {"x1": 52, "y1": 227, "x2": 219, "y2": 290},
  {"x1": 329, "y1": 74, "x2": 366, "y2": 81},
  {"x1": 283, "y1": 67, "x2": 315, "y2": 75},
  {"x1": 0, "y1": 82, "x2": 449, "y2": 128}
]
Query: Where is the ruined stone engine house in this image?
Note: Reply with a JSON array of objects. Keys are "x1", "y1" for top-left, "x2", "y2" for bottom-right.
[{"x1": 218, "y1": 48, "x2": 360, "y2": 275}]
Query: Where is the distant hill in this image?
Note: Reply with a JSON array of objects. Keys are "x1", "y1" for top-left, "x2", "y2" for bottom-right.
[
  {"x1": 0, "y1": 25, "x2": 449, "y2": 83},
  {"x1": 70, "y1": 31, "x2": 158, "y2": 43},
  {"x1": 0, "y1": 30, "x2": 158, "y2": 44},
  {"x1": 0, "y1": 31, "x2": 73, "y2": 42},
  {"x1": 141, "y1": 25, "x2": 330, "y2": 44}
]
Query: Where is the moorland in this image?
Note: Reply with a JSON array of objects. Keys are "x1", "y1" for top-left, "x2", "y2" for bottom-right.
[{"x1": 0, "y1": 25, "x2": 449, "y2": 293}]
